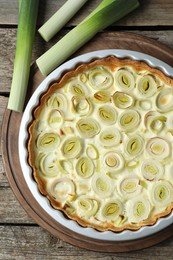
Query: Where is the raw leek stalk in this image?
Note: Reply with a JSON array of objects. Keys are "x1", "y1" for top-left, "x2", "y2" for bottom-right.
[
  {"x1": 36, "y1": 0, "x2": 140, "y2": 76},
  {"x1": 38, "y1": 0, "x2": 88, "y2": 42},
  {"x1": 8, "y1": 0, "x2": 39, "y2": 112}
]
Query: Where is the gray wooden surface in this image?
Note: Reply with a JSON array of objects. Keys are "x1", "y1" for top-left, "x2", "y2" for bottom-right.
[{"x1": 1, "y1": 0, "x2": 173, "y2": 259}]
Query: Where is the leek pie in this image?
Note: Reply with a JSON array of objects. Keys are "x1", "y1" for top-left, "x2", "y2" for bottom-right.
[{"x1": 28, "y1": 56, "x2": 173, "y2": 232}]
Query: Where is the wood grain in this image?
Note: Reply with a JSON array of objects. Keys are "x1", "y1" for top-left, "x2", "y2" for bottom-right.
[
  {"x1": 0, "y1": 225, "x2": 173, "y2": 260},
  {"x1": 2, "y1": 32, "x2": 173, "y2": 253},
  {"x1": 1, "y1": 0, "x2": 173, "y2": 257},
  {"x1": 1, "y1": 0, "x2": 173, "y2": 26}
]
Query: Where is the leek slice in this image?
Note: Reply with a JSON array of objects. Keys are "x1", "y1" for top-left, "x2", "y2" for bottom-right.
[
  {"x1": 47, "y1": 109, "x2": 64, "y2": 129},
  {"x1": 104, "y1": 151, "x2": 124, "y2": 172},
  {"x1": 101, "y1": 199, "x2": 123, "y2": 220},
  {"x1": 97, "y1": 105, "x2": 117, "y2": 125},
  {"x1": 99, "y1": 128, "x2": 121, "y2": 147},
  {"x1": 115, "y1": 68, "x2": 135, "y2": 91},
  {"x1": 72, "y1": 96, "x2": 93, "y2": 116},
  {"x1": 76, "y1": 195, "x2": 99, "y2": 218},
  {"x1": 92, "y1": 174, "x2": 113, "y2": 198},
  {"x1": 146, "y1": 137, "x2": 171, "y2": 160},
  {"x1": 137, "y1": 75, "x2": 157, "y2": 97},
  {"x1": 57, "y1": 159, "x2": 73, "y2": 175},
  {"x1": 118, "y1": 175, "x2": 142, "y2": 199},
  {"x1": 118, "y1": 110, "x2": 141, "y2": 132},
  {"x1": 150, "y1": 180, "x2": 173, "y2": 207},
  {"x1": 126, "y1": 160, "x2": 139, "y2": 170},
  {"x1": 61, "y1": 137, "x2": 82, "y2": 159},
  {"x1": 76, "y1": 157, "x2": 94, "y2": 178},
  {"x1": 155, "y1": 88, "x2": 173, "y2": 112},
  {"x1": 112, "y1": 91, "x2": 134, "y2": 109},
  {"x1": 8, "y1": 0, "x2": 39, "y2": 112},
  {"x1": 39, "y1": 152, "x2": 58, "y2": 178},
  {"x1": 36, "y1": 0, "x2": 139, "y2": 76},
  {"x1": 76, "y1": 118, "x2": 100, "y2": 138},
  {"x1": 125, "y1": 135, "x2": 144, "y2": 157},
  {"x1": 49, "y1": 178, "x2": 75, "y2": 202},
  {"x1": 88, "y1": 67, "x2": 113, "y2": 90},
  {"x1": 93, "y1": 90, "x2": 111, "y2": 103},
  {"x1": 135, "y1": 99, "x2": 152, "y2": 111},
  {"x1": 38, "y1": 0, "x2": 89, "y2": 42},
  {"x1": 69, "y1": 81, "x2": 86, "y2": 96},
  {"x1": 141, "y1": 159, "x2": 164, "y2": 181},
  {"x1": 144, "y1": 111, "x2": 167, "y2": 134},
  {"x1": 46, "y1": 92, "x2": 67, "y2": 110},
  {"x1": 126, "y1": 195, "x2": 151, "y2": 223},
  {"x1": 86, "y1": 144, "x2": 99, "y2": 160},
  {"x1": 36, "y1": 132, "x2": 60, "y2": 151}
]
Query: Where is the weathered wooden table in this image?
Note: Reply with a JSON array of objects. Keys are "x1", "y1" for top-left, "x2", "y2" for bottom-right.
[{"x1": 1, "y1": 0, "x2": 173, "y2": 259}]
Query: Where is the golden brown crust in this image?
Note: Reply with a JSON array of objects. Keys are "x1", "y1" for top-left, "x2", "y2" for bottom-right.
[{"x1": 28, "y1": 56, "x2": 173, "y2": 232}]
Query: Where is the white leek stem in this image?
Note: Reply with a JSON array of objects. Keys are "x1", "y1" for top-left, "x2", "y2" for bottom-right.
[
  {"x1": 38, "y1": 0, "x2": 88, "y2": 42},
  {"x1": 8, "y1": 0, "x2": 39, "y2": 112},
  {"x1": 36, "y1": 0, "x2": 139, "y2": 76}
]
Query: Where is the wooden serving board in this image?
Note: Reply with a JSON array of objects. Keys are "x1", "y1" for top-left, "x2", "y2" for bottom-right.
[{"x1": 2, "y1": 32, "x2": 173, "y2": 252}]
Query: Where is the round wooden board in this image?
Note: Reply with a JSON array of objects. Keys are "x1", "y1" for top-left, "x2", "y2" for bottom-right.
[{"x1": 2, "y1": 32, "x2": 173, "y2": 252}]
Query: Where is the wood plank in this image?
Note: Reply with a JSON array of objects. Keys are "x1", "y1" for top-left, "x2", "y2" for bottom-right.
[
  {"x1": 0, "y1": 0, "x2": 173, "y2": 26},
  {"x1": 0, "y1": 225, "x2": 173, "y2": 259},
  {"x1": 1, "y1": 28, "x2": 173, "y2": 93},
  {"x1": 0, "y1": 188, "x2": 34, "y2": 224},
  {"x1": 2, "y1": 32, "x2": 173, "y2": 252}
]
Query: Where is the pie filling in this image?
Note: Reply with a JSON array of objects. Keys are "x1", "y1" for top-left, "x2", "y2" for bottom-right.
[{"x1": 28, "y1": 56, "x2": 173, "y2": 232}]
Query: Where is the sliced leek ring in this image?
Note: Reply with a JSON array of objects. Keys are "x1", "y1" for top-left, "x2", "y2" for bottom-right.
[
  {"x1": 72, "y1": 96, "x2": 93, "y2": 116},
  {"x1": 99, "y1": 128, "x2": 121, "y2": 147},
  {"x1": 112, "y1": 91, "x2": 134, "y2": 109},
  {"x1": 126, "y1": 195, "x2": 151, "y2": 223},
  {"x1": 141, "y1": 159, "x2": 164, "y2": 181},
  {"x1": 61, "y1": 136, "x2": 82, "y2": 159},
  {"x1": 93, "y1": 90, "x2": 110, "y2": 103},
  {"x1": 57, "y1": 159, "x2": 73, "y2": 175},
  {"x1": 137, "y1": 75, "x2": 157, "y2": 97},
  {"x1": 47, "y1": 109, "x2": 64, "y2": 129},
  {"x1": 155, "y1": 88, "x2": 173, "y2": 112},
  {"x1": 88, "y1": 67, "x2": 113, "y2": 90},
  {"x1": 36, "y1": 132, "x2": 60, "y2": 151},
  {"x1": 146, "y1": 137, "x2": 171, "y2": 160},
  {"x1": 97, "y1": 105, "x2": 117, "y2": 125},
  {"x1": 104, "y1": 151, "x2": 124, "y2": 173},
  {"x1": 76, "y1": 195, "x2": 99, "y2": 218},
  {"x1": 79, "y1": 73, "x2": 87, "y2": 84},
  {"x1": 39, "y1": 152, "x2": 58, "y2": 177},
  {"x1": 115, "y1": 68, "x2": 135, "y2": 91},
  {"x1": 49, "y1": 178, "x2": 75, "y2": 202},
  {"x1": 150, "y1": 180, "x2": 173, "y2": 206},
  {"x1": 76, "y1": 156, "x2": 94, "y2": 178},
  {"x1": 144, "y1": 111, "x2": 167, "y2": 134},
  {"x1": 125, "y1": 135, "x2": 144, "y2": 157},
  {"x1": 46, "y1": 92, "x2": 67, "y2": 110},
  {"x1": 118, "y1": 109, "x2": 141, "y2": 132},
  {"x1": 92, "y1": 174, "x2": 113, "y2": 198},
  {"x1": 69, "y1": 80, "x2": 86, "y2": 96},
  {"x1": 86, "y1": 144, "x2": 99, "y2": 160},
  {"x1": 135, "y1": 99, "x2": 152, "y2": 111},
  {"x1": 76, "y1": 117, "x2": 100, "y2": 138},
  {"x1": 126, "y1": 159, "x2": 139, "y2": 170},
  {"x1": 101, "y1": 199, "x2": 123, "y2": 220},
  {"x1": 117, "y1": 175, "x2": 142, "y2": 199}
]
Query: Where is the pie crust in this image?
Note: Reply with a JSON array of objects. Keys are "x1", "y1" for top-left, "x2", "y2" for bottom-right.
[{"x1": 28, "y1": 56, "x2": 173, "y2": 232}]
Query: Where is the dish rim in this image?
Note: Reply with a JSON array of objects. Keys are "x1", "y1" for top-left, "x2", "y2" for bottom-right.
[{"x1": 19, "y1": 49, "x2": 173, "y2": 241}]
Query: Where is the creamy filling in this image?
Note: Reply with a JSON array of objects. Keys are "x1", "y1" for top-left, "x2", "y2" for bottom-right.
[{"x1": 31, "y1": 63, "x2": 173, "y2": 229}]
